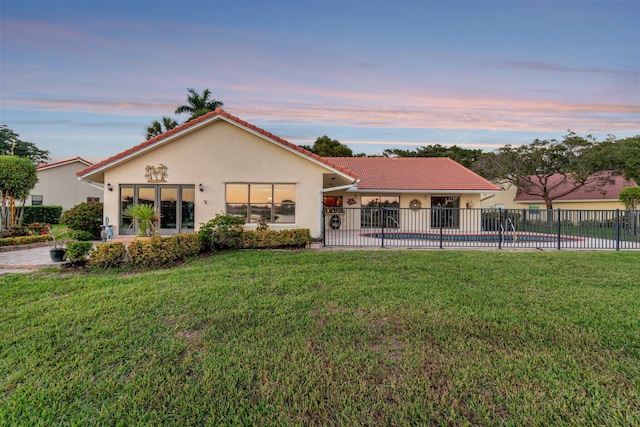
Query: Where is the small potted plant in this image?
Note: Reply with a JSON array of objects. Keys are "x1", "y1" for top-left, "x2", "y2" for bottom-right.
[
  {"x1": 47, "y1": 225, "x2": 70, "y2": 262},
  {"x1": 122, "y1": 204, "x2": 161, "y2": 238}
]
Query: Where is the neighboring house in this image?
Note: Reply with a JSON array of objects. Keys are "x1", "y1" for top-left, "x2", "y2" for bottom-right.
[
  {"x1": 27, "y1": 157, "x2": 103, "y2": 211},
  {"x1": 482, "y1": 173, "x2": 636, "y2": 210},
  {"x1": 78, "y1": 109, "x2": 500, "y2": 238}
]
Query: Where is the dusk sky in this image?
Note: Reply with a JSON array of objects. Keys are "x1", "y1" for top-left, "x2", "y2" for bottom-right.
[{"x1": 1, "y1": 0, "x2": 638, "y2": 162}]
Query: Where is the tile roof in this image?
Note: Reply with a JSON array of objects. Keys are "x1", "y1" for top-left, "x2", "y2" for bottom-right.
[
  {"x1": 38, "y1": 156, "x2": 92, "y2": 171},
  {"x1": 514, "y1": 173, "x2": 637, "y2": 201},
  {"x1": 77, "y1": 108, "x2": 358, "y2": 179},
  {"x1": 326, "y1": 157, "x2": 501, "y2": 191}
]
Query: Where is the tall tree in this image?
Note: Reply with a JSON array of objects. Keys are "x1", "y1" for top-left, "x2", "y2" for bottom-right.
[
  {"x1": 614, "y1": 135, "x2": 640, "y2": 184},
  {"x1": 299, "y1": 135, "x2": 354, "y2": 157},
  {"x1": 0, "y1": 155, "x2": 38, "y2": 230},
  {"x1": 145, "y1": 116, "x2": 178, "y2": 140},
  {"x1": 0, "y1": 125, "x2": 50, "y2": 165},
  {"x1": 473, "y1": 132, "x2": 614, "y2": 210},
  {"x1": 383, "y1": 144, "x2": 484, "y2": 168},
  {"x1": 174, "y1": 88, "x2": 224, "y2": 122}
]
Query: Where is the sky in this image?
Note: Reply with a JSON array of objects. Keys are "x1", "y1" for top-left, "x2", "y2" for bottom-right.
[{"x1": 1, "y1": 0, "x2": 638, "y2": 163}]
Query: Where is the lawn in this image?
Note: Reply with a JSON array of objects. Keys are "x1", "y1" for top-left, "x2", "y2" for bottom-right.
[{"x1": 1, "y1": 250, "x2": 639, "y2": 425}]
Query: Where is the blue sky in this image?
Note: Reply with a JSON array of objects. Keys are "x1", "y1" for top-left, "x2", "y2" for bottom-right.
[{"x1": 1, "y1": 0, "x2": 638, "y2": 162}]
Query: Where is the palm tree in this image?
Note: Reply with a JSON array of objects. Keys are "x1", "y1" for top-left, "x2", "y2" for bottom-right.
[
  {"x1": 174, "y1": 88, "x2": 224, "y2": 121},
  {"x1": 145, "y1": 116, "x2": 178, "y2": 140}
]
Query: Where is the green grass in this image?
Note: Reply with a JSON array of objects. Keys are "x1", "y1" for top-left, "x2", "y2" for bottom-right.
[{"x1": 1, "y1": 250, "x2": 639, "y2": 425}]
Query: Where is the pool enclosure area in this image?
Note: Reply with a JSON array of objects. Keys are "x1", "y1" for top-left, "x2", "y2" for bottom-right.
[{"x1": 322, "y1": 207, "x2": 640, "y2": 250}]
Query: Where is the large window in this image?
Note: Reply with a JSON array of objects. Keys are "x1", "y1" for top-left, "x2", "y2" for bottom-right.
[
  {"x1": 226, "y1": 184, "x2": 295, "y2": 223},
  {"x1": 431, "y1": 196, "x2": 460, "y2": 228},
  {"x1": 120, "y1": 185, "x2": 195, "y2": 235},
  {"x1": 361, "y1": 195, "x2": 400, "y2": 228}
]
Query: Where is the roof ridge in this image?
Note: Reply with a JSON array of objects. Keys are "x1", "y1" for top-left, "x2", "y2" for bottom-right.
[{"x1": 77, "y1": 109, "x2": 358, "y2": 179}]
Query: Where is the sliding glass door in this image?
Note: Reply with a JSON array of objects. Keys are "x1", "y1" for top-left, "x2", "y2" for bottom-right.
[{"x1": 119, "y1": 184, "x2": 195, "y2": 235}]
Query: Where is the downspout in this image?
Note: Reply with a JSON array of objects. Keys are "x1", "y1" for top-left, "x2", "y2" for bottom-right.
[{"x1": 318, "y1": 180, "x2": 359, "y2": 239}]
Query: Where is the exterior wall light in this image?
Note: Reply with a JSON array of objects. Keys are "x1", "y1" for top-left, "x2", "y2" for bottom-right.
[
  {"x1": 199, "y1": 183, "x2": 204, "y2": 192},
  {"x1": 107, "y1": 183, "x2": 113, "y2": 191}
]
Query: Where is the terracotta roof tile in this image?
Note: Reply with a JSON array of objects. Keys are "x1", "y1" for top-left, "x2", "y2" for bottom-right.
[
  {"x1": 326, "y1": 157, "x2": 500, "y2": 191},
  {"x1": 38, "y1": 156, "x2": 92, "y2": 170}
]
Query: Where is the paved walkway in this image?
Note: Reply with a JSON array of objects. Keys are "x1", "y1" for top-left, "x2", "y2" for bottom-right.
[{"x1": 0, "y1": 245, "x2": 70, "y2": 275}]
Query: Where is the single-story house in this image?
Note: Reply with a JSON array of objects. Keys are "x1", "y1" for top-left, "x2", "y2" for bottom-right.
[
  {"x1": 482, "y1": 173, "x2": 636, "y2": 210},
  {"x1": 78, "y1": 109, "x2": 500, "y2": 238},
  {"x1": 28, "y1": 157, "x2": 103, "y2": 210}
]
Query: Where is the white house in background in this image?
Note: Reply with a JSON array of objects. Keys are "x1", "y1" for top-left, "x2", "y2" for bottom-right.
[
  {"x1": 77, "y1": 109, "x2": 500, "y2": 238},
  {"x1": 27, "y1": 157, "x2": 103, "y2": 210}
]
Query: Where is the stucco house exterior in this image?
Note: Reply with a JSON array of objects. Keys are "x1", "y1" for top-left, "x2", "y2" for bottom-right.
[
  {"x1": 481, "y1": 173, "x2": 636, "y2": 210},
  {"x1": 27, "y1": 157, "x2": 103, "y2": 210},
  {"x1": 78, "y1": 109, "x2": 500, "y2": 238}
]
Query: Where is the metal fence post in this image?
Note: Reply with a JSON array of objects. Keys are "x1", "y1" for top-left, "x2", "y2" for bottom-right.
[
  {"x1": 557, "y1": 209, "x2": 562, "y2": 250},
  {"x1": 322, "y1": 205, "x2": 326, "y2": 247},
  {"x1": 380, "y1": 206, "x2": 385, "y2": 248},
  {"x1": 498, "y1": 208, "x2": 502, "y2": 250},
  {"x1": 616, "y1": 209, "x2": 620, "y2": 251},
  {"x1": 439, "y1": 206, "x2": 444, "y2": 249}
]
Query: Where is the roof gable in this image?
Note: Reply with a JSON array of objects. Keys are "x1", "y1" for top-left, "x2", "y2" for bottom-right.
[
  {"x1": 77, "y1": 108, "x2": 358, "y2": 180},
  {"x1": 326, "y1": 157, "x2": 501, "y2": 192},
  {"x1": 38, "y1": 157, "x2": 92, "y2": 171}
]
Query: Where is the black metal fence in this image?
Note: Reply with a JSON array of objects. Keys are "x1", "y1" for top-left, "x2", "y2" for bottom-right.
[{"x1": 322, "y1": 207, "x2": 640, "y2": 250}]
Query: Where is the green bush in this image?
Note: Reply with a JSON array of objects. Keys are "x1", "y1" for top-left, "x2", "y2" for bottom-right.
[
  {"x1": 89, "y1": 242, "x2": 126, "y2": 269},
  {"x1": 198, "y1": 213, "x2": 246, "y2": 251},
  {"x1": 26, "y1": 222, "x2": 50, "y2": 235},
  {"x1": 128, "y1": 234, "x2": 202, "y2": 269},
  {"x1": 61, "y1": 202, "x2": 103, "y2": 239},
  {"x1": 0, "y1": 235, "x2": 52, "y2": 247},
  {"x1": 0, "y1": 226, "x2": 30, "y2": 238},
  {"x1": 68, "y1": 230, "x2": 95, "y2": 241},
  {"x1": 128, "y1": 237, "x2": 170, "y2": 269},
  {"x1": 65, "y1": 241, "x2": 93, "y2": 264},
  {"x1": 239, "y1": 229, "x2": 312, "y2": 249},
  {"x1": 23, "y1": 205, "x2": 63, "y2": 225}
]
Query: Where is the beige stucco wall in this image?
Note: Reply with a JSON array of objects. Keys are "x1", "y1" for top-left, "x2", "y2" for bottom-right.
[
  {"x1": 515, "y1": 200, "x2": 628, "y2": 210},
  {"x1": 28, "y1": 161, "x2": 103, "y2": 211},
  {"x1": 101, "y1": 120, "x2": 334, "y2": 237}
]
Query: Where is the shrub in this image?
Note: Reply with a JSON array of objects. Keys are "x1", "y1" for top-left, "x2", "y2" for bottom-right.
[
  {"x1": 128, "y1": 234, "x2": 202, "y2": 269},
  {"x1": 0, "y1": 234, "x2": 52, "y2": 247},
  {"x1": 61, "y1": 202, "x2": 103, "y2": 239},
  {"x1": 0, "y1": 226, "x2": 30, "y2": 238},
  {"x1": 68, "y1": 230, "x2": 96, "y2": 241},
  {"x1": 199, "y1": 213, "x2": 246, "y2": 251},
  {"x1": 26, "y1": 222, "x2": 50, "y2": 235},
  {"x1": 23, "y1": 205, "x2": 63, "y2": 225},
  {"x1": 239, "y1": 229, "x2": 312, "y2": 249},
  {"x1": 89, "y1": 242, "x2": 126, "y2": 269},
  {"x1": 128, "y1": 237, "x2": 170, "y2": 269},
  {"x1": 65, "y1": 241, "x2": 93, "y2": 264}
]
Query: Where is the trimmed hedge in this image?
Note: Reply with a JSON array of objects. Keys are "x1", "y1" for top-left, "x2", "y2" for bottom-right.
[
  {"x1": 0, "y1": 235, "x2": 52, "y2": 247},
  {"x1": 89, "y1": 233, "x2": 202, "y2": 270},
  {"x1": 88, "y1": 242, "x2": 127, "y2": 269},
  {"x1": 238, "y1": 229, "x2": 312, "y2": 249},
  {"x1": 128, "y1": 234, "x2": 202, "y2": 268},
  {"x1": 23, "y1": 205, "x2": 63, "y2": 225}
]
